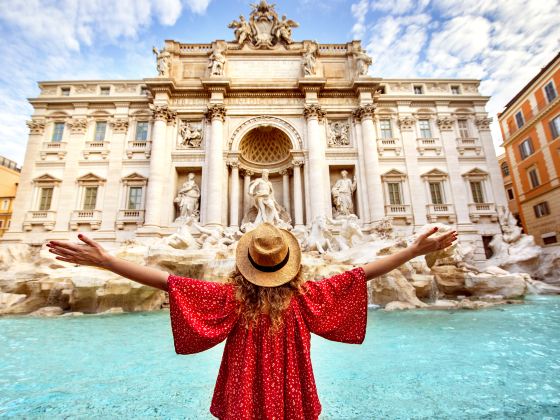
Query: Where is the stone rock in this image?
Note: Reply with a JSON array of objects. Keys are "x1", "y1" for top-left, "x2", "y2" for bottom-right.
[
  {"x1": 28, "y1": 306, "x2": 63, "y2": 316},
  {"x1": 370, "y1": 270, "x2": 427, "y2": 308},
  {"x1": 97, "y1": 307, "x2": 124, "y2": 315},
  {"x1": 465, "y1": 272, "x2": 526, "y2": 298},
  {"x1": 457, "y1": 299, "x2": 493, "y2": 310},
  {"x1": 431, "y1": 265, "x2": 468, "y2": 296},
  {"x1": 0, "y1": 292, "x2": 27, "y2": 311},
  {"x1": 427, "y1": 299, "x2": 458, "y2": 309},
  {"x1": 525, "y1": 278, "x2": 560, "y2": 294},
  {"x1": 384, "y1": 301, "x2": 417, "y2": 311},
  {"x1": 60, "y1": 311, "x2": 85, "y2": 317},
  {"x1": 410, "y1": 275, "x2": 437, "y2": 301}
]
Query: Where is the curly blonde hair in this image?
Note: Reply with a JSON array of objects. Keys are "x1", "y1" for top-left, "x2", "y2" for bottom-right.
[{"x1": 227, "y1": 267, "x2": 307, "y2": 333}]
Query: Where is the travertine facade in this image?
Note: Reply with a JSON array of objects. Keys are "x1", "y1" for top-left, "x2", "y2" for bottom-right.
[{"x1": 4, "y1": 2, "x2": 507, "y2": 260}]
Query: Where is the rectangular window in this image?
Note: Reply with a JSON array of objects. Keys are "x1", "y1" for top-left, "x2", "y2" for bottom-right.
[
  {"x1": 135, "y1": 121, "x2": 149, "y2": 141},
  {"x1": 387, "y1": 182, "x2": 402, "y2": 205},
  {"x1": 0, "y1": 220, "x2": 4, "y2": 229},
  {"x1": 528, "y1": 167, "x2": 540, "y2": 188},
  {"x1": 1, "y1": 199, "x2": 8, "y2": 210},
  {"x1": 52, "y1": 122, "x2": 64, "y2": 142},
  {"x1": 457, "y1": 119, "x2": 469, "y2": 138},
  {"x1": 549, "y1": 115, "x2": 560, "y2": 139},
  {"x1": 507, "y1": 188, "x2": 514, "y2": 200},
  {"x1": 39, "y1": 187, "x2": 53, "y2": 211},
  {"x1": 83, "y1": 187, "x2": 98, "y2": 210},
  {"x1": 470, "y1": 181, "x2": 484, "y2": 203},
  {"x1": 451, "y1": 85, "x2": 460, "y2": 94},
  {"x1": 61, "y1": 87, "x2": 70, "y2": 96},
  {"x1": 414, "y1": 85, "x2": 423, "y2": 94},
  {"x1": 542, "y1": 233, "x2": 558, "y2": 245},
  {"x1": 379, "y1": 119, "x2": 393, "y2": 138},
  {"x1": 518, "y1": 138, "x2": 534, "y2": 160},
  {"x1": 100, "y1": 87, "x2": 110, "y2": 96},
  {"x1": 533, "y1": 202, "x2": 550, "y2": 218},
  {"x1": 515, "y1": 111, "x2": 525, "y2": 129},
  {"x1": 94, "y1": 121, "x2": 107, "y2": 142},
  {"x1": 419, "y1": 119, "x2": 432, "y2": 138},
  {"x1": 429, "y1": 182, "x2": 443, "y2": 204},
  {"x1": 544, "y1": 81, "x2": 557, "y2": 103},
  {"x1": 140, "y1": 86, "x2": 148, "y2": 95},
  {"x1": 127, "y1": 187, "x2": 142, "y2": 210}
]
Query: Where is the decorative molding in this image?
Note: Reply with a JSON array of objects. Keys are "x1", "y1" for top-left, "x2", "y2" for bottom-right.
[
  {"x1": 436, "y1": 116, "x2": 455, "y2": 131},
  {"x1": 205, "y1": 104, "x2": 226, "y2": 122},
  {"x1": 397, "y1": 116, "x2": 415, "y2": 130},
  {"x1": 358, "y1": 104, "x2": 376, "y2": 119},
  {"x1": 26, "y1": 119, "x2": 46, "y2": 135},
  {"x1": 475, "y1": 117, "x2": 492, "y2": 131},
  {"x1": 229, "y1": 115, "x2": 303, "y2": 150},
  {"x1": 303, "y1": 104, "x2": 326, "y2": 121},
  {"x1": 68, "y1": 118, "x2": 88, "y2": 134},
  {"x1": 109, "y1": 118, "x2": 129, "y2": 133}
]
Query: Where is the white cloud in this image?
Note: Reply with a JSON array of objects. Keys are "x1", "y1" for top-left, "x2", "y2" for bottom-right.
[
  {"x1": 351, "y1": 0, "x2": 369, "y2": 40},
  {"x1": 356, "y1": 0, "x2": 560, "y2": 152}
]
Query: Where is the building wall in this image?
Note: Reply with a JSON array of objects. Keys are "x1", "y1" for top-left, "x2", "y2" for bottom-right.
[
  {"x1": 0, "y1": 157, "x2": 21, "y2": 237},
  {"x1": 498, "y1": 52, "x2": 560, "y2": 247}
]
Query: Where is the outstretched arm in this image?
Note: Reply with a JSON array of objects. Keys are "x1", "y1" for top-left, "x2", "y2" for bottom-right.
[
  {"x1": 47, "y1": 234, "x2": 169, "y2": 292},
  {"x1": 361, "y1": 227, "x2": 457, "y2": 281}
]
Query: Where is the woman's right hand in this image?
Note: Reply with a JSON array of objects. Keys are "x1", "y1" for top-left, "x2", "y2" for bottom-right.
[{"x1": 46, "y1": 234, "x2": 111, "y2": 268}]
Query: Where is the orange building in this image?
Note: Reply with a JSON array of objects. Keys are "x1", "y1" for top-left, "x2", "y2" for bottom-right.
[
  {"x1": 0, "y1": 156, "x2": 21, "y2": 237},
  {"x1": 498, "y1": 52, "x2": 560, "y2": 247}
]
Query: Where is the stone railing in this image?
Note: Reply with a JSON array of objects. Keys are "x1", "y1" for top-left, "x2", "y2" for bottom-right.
[
  {"x1": 40, "y1": 142, "x2": 67, "y2": 160},
  {"x1": 377, "y1": 137, "x2": 402, "y2": 156},
  {"x1": 456, "y1": 137, "x2": 482, "y2": 156},
  {"x1": 426, "y1": 203, "x2": 456, "y2": 223},
  {"x1": 126, "y1": 140, "x2": 151, "y2": 159},
  {"x1": 468, "y1": 203, "x2": 498, "y2": 223},
  {"x1": 23, "y1": 211, "x2": 56, "y2": 231},
  {"x1": 385, "y1": 204, "x2": 412, "y2": 224},
  {"x1": 69, "y1": 210, "x2": 102, "y2": 230},
  {"x1": 116, "y1": 209, "x2": 145, "y2": 229},
  {"x1": 416, "y1": 138, "x2": 442, "y2": 155},
  {"x1": 83, "y1": 141, "x2": 110, "y2": 159}
]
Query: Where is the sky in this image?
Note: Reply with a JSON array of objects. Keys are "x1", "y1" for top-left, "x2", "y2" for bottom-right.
[{"x1": 0, "y1": 0, "x2": 559, "y2": 166}]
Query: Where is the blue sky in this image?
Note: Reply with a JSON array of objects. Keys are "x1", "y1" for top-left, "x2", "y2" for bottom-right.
[{"x1": 1, "y1": 0, "x2": 559, "y2": 165}]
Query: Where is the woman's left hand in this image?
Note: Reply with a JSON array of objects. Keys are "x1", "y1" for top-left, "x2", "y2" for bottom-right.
[{"x1": 409, "y1": 227, "x2": 458, "y2": 257}]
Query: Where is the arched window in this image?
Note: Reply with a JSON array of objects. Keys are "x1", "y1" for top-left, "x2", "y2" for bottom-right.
[{"x1": 501, "y1": 162, "x2": 509, "y2": 177}]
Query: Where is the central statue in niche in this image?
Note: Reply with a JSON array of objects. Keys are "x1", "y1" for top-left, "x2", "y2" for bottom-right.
[{"x1": 241, "y1": 169, "x2": 292, "y2": 231}]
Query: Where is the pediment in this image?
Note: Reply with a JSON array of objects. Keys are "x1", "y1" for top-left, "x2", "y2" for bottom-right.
[
  {"x1": 76, "y1": 173, "x2": 106, "y2": 183},
  {"x1": 462, "y1": 167, "x2": 489, "y2": 178},
  {"x1": 381, "y1": 169, "x2": 407, "y2": 179},
  {"x1": 32, "y1": 173, "x2": 62, "y2": 184},
  {"x1": 421, "y1": 168, "x2": 448, "y2": 178},
  {"x1": 122, "y1": 172, "x2": 147, "y2": 182}
]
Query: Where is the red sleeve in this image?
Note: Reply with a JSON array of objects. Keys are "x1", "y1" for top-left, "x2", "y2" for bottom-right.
[
  {"x1": 167, "y1": 274, "x2": 240, "y2": 355},
  {"x1": 298, "y1": 267, "x2": 368, "y2": 344}
]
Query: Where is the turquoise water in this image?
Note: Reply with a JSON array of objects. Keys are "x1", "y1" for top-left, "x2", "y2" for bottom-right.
[{"x1": 1, "y1": 296, "x2": 560, "y2": 419}]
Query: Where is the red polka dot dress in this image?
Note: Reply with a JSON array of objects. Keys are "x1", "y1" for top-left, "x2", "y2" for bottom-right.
[{"x1": 167, "y1": 267, "x2": 368, "y2": 420}]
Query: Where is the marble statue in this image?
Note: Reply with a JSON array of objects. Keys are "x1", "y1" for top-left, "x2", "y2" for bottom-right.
[
  {"x1": 331, "y1": 170, "x2": 357, "y2": 218},
  {"x1": 248, "y1": 169, "x2": 282, "y2": 225},
  {"x1": 302, "y1": 43, "x2": 317, "y2": 76},
  {"x1": 354, "y1": 47, "x2": 372, "y2": 76},
  {"x1": 161, "y1": 219, "x2": 198, "y2": 250},
  {"x1": 152, "y1": 47, "x2": 170, "y2": 77},
  {"x1": 327, "y1": 214, "x2": 364, "y2": 250},
  {"x1": 303, "y1": 216, "x2": 336, "y2": 254},
  {"x1": 370, "y1": 216, "x2": 395, "y2": 240},
  {"x1": 208, "y1": 45, "x2": 226, "y2": 76},
  {"x1": 228, "y1": 15, "x2": 252, "y2": 45},
  {"x1": 274, "y1": 15, "x2": 298, "y2": 44},
  {"x1": 328, "y1": 122, "x2": 350, "y2": 147},
  {"x1": 174, "y1": 173, "x2": 201, "y2": 221},
  {"x1": 179, "y1": 122, "x2": 203, "y2": 148}
]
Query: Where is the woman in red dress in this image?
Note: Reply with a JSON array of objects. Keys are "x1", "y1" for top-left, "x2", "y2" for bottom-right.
[{"x1": 47, "y1": 222, "x2": 456, "y2": 419}]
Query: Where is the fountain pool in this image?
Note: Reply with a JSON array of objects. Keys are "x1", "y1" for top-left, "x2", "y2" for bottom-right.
[{"x1": 1, "y1": 296, "x2": 559, "y2": 419}]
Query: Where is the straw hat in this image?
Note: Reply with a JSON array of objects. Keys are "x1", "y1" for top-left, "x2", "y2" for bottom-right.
[{"x1": 236, "y1": 222, "x2": 301, "y2": 287}]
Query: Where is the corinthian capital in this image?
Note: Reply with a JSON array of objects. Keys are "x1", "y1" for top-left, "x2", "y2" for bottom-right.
[
  {"x1": 475, "y1": 117, "x2": 492, "y2": 131},
  {"x1": 205, "y1": 104, "x2": 226, "y2": 122},
  {"x1": 303, "y1": 104, "x2": 326, "y2": 121},
  {"x1": 109, "y1": 118, "x2": 129, "y2": 133},
  {"x1": 68, "y1": 118, "x2": 88, "y2": 134},
  {"x1": 436, "y1": 116, "x2": 455, "y2": 131},
  {"x1": 358, "y1": 103, "x2": 376, "y2": 119},
  {"x1": 26, "y1": 119, "x2": 46, "y2": 135},
  {"x1": 152, "y1": 105, "x2": 171, "y2": 121}
]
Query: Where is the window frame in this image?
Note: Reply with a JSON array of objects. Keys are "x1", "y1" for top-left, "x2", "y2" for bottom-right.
[
  {"x1": 135, "y1": 121, "x2": 149, "y2": 142},
  {"x1": 527, "y1": 166, "x2": 540, "y2": 189},
  {"x1": 51, "y1": 122, "x2": 65, "y2": 142},
  {"x1": 501, "y1": 162, "x2": 510, "y2": 177},
  {"x1": 518, "y1": 138, "x2": 534, "y2": 160},
  {"x1": 533, "y1": 201, "x2": 550, "y2": 218},
  {"x1": 99, "y1": 86, "x2": 111, "y2": 96},
  {"x1": 127, "y1": 186, "x2": 144, "y2": 210},
  {"x1": 39, "y1": 187, "x2": 54, "y2": 211},
  {"x1": 457, "y1": 118, "x2": 469, "y2": 138},
  {"x1": 82, "y1": 186, "x2": 98, "y2": 210},
  {"x1": 379, "y1": 119, "x2": 393, "y2": 139},
  {"x1": 418, "y1": 119, "x2": 432, "y2": 138},
  {"x1": 470, "y1": 181, "x2": 485, "y2": 204},
  {"x1": 387, "y1": 182, "x2": 403, "y2": 205},
  {"x1": 549, "y1": 115, "x2": 560, "y2": 139},
  {"x1": 450, "y1": 85, "x2": 461, "y2": 95},
  {"x1": 507, "y1": 188, "x2": 514, "y2": 200},
  {"x1": 515, "y1": 111, "x2": 525, "y2": 129},
  {"x1": 60, "y1": 87, "x2": 70, "y2": 96},
  {"x1": 544, "y1": 81, "x2": 557, "y2": 103},
  {"x1": 413, "y1": 85, "x2": 424, "y2": 94},
  {"x1": 429, "y1": 181, "x2": 444, "y2": 204}
]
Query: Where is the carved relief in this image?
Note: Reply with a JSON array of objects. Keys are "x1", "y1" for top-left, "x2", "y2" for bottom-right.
[
  {"x1": 26, "y1": 119, "x2": 46, "y2": 135},
  {"x1": 74, "y1": 84, "x2": 97, "y2": 94},
  {"x1": 206, "y1": 104, "x2": 226, "y2": 122},
  {"x1": 398, "y1": 116, "x2": 416, "y2": 130},
  {"x1": 228, "y1": 1, "x2": 299, "y2": 48},
  {"x1": 303, "y1": 104, "x2": 326, "y2": 120},
  {"x1": 178, "y1": 121, "x2": 204, "y2": 148},
  {"x1": 229, "y1": 116, "x2": 302, "y2": 149},
  {"x1": 302, "y1": 42, "x2": 318, "y2": 76},
  {"x1": 437, "y1": 116, "x2": 455, "y2": 131},
  {"x1": 109, "y1": 118, "x2": 129, "y2": 133},
  {"x1": 68, "y1": 118, "x2": 88, "y2": 134},
  {"x1": 327, "y1": 121, "x2": 350, "y2": 147},
  {"x1": 475, "y1": 117, "x2": 492, "y2": 131}
]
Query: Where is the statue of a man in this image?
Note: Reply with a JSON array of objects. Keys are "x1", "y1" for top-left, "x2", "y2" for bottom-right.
[
  {"x1": 152, "y1": 47, "x2": 170, "y2": 77},
  {"x1": 302, "y1": 43, "x2": 317, "y2": 76},
  {"x1": 248, "y1": 169, "x2": 282, "y2": 225},
  {"x1": 228, "y1": 15, "x2": 252, "y2": 45},
  {"x1": 331, "y1": 170, "x2": 357, "y2": 218},
  {"x1": 174, "y1": 173, "x2": 201, "y2": 220},
  {"x1": 208, "y1": 45, "x2": 226, "y2": 76},
  {"x1": 355, "y1": 47, "x2": 372, "y2": 76},
  {"x1": 275, "y1": 15, "x2": 298, "y2": 44}
]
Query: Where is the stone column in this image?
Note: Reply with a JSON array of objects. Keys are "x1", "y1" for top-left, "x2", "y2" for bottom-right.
[
  {"x1": 280, "y1": 169, "x2": 291, "y2": 214},
  {"x1": 144, "y1": 106, "x2": 174, "y2": 228},
  {"x1": 352, "y1": 110, "x2": 370, "y2": 222},
  {"x1": 203, "y1": 104, "x2": 226, "y2": 227},
  {"x1": 243, "y1": 169, "x2": 253, "y2": 216},
  {"x1": 304, "y1": 104, "x2": 327, "y2": 221},
  {"x1": 437, "y1": 113, "x2": 470, "y2": 225},
  {"x1": 228, "y1": 161, "x2": 240, "y2": 228},
  {"x1": 292, "y1": 159, "x2": 304, "y2": 227},
  {"x1": 359, "y1": 104, "x2": 385, "y2": 222}
]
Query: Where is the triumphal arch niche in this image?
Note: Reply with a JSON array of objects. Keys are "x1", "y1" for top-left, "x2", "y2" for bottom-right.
[{"x1": 148, "y1": 0, "x2": 378, "y2": 236}]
